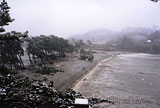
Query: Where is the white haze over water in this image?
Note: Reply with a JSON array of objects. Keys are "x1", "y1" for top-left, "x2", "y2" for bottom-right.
[{"x1": 5, "y1": 0, "x2": 160, "y2": 38}]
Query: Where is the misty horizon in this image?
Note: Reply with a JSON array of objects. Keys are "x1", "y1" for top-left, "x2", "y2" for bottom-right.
[{"x1": 5, "y1": 0, "x2": 160, "y2": 38}]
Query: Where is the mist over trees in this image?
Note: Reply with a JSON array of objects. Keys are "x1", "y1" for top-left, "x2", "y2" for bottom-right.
[
  {"x1": 0, "y1": 0, "x2": 160, "y2": 107},
  {"x1": 0, "y1": 0, "x2": 28, "y2": 69},
  {"x1": 0, "y1": 0, "x2": 74, "y2": 70},
  {"x1": 25, "y1": 35, "x2": 74, "y2": 66},
  {"x1": 104, "y1": 30, "x2": 160, "y2": 54},
  {"x1": 147, "y1": 31, "x2": 160, "y2": 53},
  {"x1": 70, "y1": 27, "x2": 160, "y2": 54},
  {"x1": 70, "y1": 29, "x2": 114, "y2": 44},
  {"x1": 0, "y1": 1, "x2": 78, "y2": 107}
]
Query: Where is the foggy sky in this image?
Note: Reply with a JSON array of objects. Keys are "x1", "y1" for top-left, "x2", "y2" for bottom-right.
[{"x1": 5, "y1": 0, "x2": 160, "y2": 38}]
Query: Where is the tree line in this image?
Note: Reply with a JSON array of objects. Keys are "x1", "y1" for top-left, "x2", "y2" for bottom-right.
[
  {"x1": 25, "y1": 35, "x2": 74, "y2": 66},
  {"x1": 0, "y1": 0, "x2": 26, "y2": 69},
  {"x1": 0, "y1": 0, "x2": 74, "y2": 70},
  {"x1": 104, "y1": 30, "x2": 160, "y2": 54}
]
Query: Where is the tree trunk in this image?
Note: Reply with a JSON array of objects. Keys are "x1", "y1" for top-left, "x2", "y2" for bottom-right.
[
  {"x1": 18, "y1": 54, "x2": 25, "y2": 68},
  {"x1": 28, "y1": 53, "x2": 33, "y2": 64},
  {"x1": 32, "y1": 55, "x2": 36, "y2": 64},
  {"x1": 40, "y1": 57, "x2": 45, "y2": 67}
]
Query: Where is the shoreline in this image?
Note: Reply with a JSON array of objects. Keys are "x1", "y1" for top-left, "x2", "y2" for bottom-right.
[
  {"x1": 54, "y1": 52, "x2": 111, "y2": 91},
  {"x1": 20, "y1": 51, "x2": 122, "y2": 91},
  {"x1": 72, "y1": 56, "x2": 115, "y2": 89}
]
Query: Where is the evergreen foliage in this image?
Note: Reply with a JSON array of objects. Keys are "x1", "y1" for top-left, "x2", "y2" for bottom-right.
[
  {"x1": 0, "y1": 0, "x2": 28, "y2": 69},
  {"x1": 25, "y1": 35, "x2": 74, "y2": 65}
]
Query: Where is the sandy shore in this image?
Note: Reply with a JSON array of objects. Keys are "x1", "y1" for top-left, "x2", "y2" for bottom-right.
[
  {"x1": 45, "y1": 51, "x2": 111, "y2": 91},
  {"x1": 20, "y1": 51, "x2": 122, "y2": 91},
  {"x1": 73, "y1": 53, "x2": 160, "y2": 108}
]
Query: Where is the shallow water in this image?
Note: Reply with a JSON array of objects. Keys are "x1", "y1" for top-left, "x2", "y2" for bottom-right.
[{"x1": 74, "y1": 53, "x2": 160, "y2": 108}]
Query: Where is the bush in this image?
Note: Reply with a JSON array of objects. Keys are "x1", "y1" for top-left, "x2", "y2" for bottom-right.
[
  {"x1": 35, "y1": 66, "x2": 64, "y2": 75},
  {"x1": 0, "y1": 66, "x2": 80, "y2": 108},
  {"x1": 0, "y1": 66, "x2": 114, "y2": 108}
]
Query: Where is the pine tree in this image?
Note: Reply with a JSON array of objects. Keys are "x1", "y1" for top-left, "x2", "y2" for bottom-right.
[
  {"x1": 0, "y1": 0, "x2": 14, "y2": 33},
  {"x1": 0, "y1": 0, "x2": 28, "y2": 69}
]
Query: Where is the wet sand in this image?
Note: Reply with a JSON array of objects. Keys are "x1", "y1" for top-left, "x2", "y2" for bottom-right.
[
  {"x1": 21, "y1": 51, "x2": 122, "y2": 91},
  {"x1": 46, "y1": 52, "x2": 112, "y2": 91},
  {"x1": 73, "y1": 53, "x2": 160, "y2": 108}
]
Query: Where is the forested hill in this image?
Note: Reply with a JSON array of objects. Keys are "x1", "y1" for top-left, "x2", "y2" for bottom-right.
[
  {"x1": 69, "y1": 27, "x2": 156, "y2": 44},
  {"x1": 70, "y1": 29, "x2": 115, "y2": 44}
]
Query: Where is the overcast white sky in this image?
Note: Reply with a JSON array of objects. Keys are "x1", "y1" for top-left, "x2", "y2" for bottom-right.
[{"x1": 5, "y1": 0, "x2": 160, "y2": 38}]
